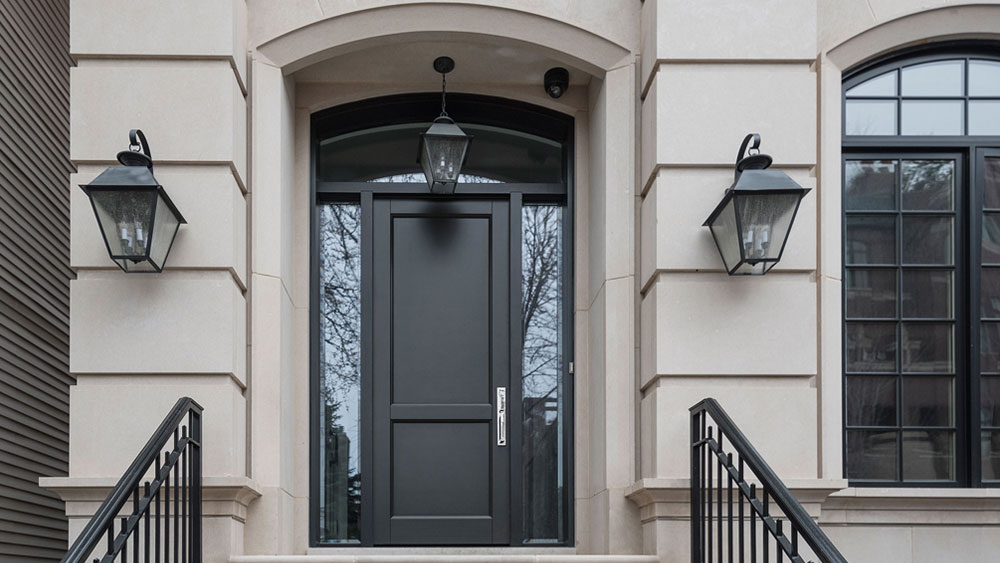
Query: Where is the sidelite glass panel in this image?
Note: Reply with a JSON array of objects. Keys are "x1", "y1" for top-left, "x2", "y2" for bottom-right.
[
  {"x1": 521, "y1": 204, "x2": 566, "y2": 543},
  {"x1": 318, "y1": 204, "x2": 362, "y2": 543}
]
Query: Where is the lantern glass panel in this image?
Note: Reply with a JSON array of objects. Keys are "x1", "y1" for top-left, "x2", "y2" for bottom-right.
[
  {"x1": 734, "y1": 192, "x2": 801, "y2": 262},
  {"x1": 88, "y1": 189, "x2": 157, "y2": 259},
  {"x1": 421, "y1": 134, "x2": 469, "y2": 190},
  {"x1": 147, "y1": 191, "x2": 183, "y2": 270},
  {"x1": 707, "y1": 197, "x2": 742, "y2": 272}
]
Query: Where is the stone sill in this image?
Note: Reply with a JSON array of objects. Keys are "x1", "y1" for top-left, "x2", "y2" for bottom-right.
[
  {"x1": 305, "y1": 548, "x2": 576, "y2": 556},
  {"x1": 831, "y1": 487, "x2": 1000, "y2": 499},
  {"x1": 235, "y1": 556, "x2": 658, "y2": 563}
]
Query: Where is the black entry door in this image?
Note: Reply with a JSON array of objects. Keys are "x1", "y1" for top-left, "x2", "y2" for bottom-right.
[{"x1": 372, "y1": 198, "x2": 510, "y2": 545}]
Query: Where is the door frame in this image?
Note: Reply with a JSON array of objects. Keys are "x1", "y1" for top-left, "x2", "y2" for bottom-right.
[{"x1": 309, "y1": 93, "x2": 575, "y2": 547}]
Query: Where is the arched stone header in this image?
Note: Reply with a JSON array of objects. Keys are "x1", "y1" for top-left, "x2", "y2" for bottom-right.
[
  {"x1": 828, "y1": 4, "x2": 1000, "y2": 72},
  {"x1": 255, "y1": 2, "x2": 632, "y2": 76}
]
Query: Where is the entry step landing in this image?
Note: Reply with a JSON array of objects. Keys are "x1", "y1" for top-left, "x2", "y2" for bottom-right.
[{"x1": 231, "y1": 554, "x2": 661, "y2": 563}]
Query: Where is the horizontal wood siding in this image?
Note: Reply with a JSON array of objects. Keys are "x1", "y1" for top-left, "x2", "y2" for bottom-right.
[{"x1": 0, "y1": 1, "x2": 73, "y2": 561}]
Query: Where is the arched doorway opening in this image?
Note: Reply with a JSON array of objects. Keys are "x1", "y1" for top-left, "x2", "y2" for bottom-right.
[{"x1": 310, "y1": 94, "x2": 574, "y2": 547}]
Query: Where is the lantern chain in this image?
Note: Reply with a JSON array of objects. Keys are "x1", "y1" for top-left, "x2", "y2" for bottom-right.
[{"x1": 440, "y1": 71, "x2": 448, "y2": 117}]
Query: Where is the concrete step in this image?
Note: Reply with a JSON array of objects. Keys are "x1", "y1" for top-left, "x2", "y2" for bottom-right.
[{"x1": 231, "y1": 554, "x2": 661, "y2": 563}]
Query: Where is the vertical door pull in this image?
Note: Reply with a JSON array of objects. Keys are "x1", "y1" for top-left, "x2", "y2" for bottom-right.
[{"x1": 497, "y1": 387, "x2": 507, "y2": 446}]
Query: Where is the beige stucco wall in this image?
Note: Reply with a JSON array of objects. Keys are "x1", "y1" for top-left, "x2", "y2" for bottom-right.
[{"x1": 49, "y1": 1, "x2": 1000, "y2": 562}]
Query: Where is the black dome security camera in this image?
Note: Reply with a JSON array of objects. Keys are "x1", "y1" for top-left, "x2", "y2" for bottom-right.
[{"x1": 544, "y1": 67, "x2": 569, "y2": 98}]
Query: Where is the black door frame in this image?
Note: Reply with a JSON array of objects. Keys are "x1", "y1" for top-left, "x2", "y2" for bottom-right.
[{"x1": 309, "y1": 94, "x2": 575, "y2": 546}]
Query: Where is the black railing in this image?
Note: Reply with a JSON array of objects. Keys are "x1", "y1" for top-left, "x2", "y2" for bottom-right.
[
  {"x1": 690, "y1": 398, "x2": 846, "y2": 563},
  {"x1": 63, "y1": 397, "x2": 203, "y2": 563}
]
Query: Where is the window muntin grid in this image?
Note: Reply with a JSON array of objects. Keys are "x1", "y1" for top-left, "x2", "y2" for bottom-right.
[
  {"x1": 845, "y1": 59, "x2": 1000, "y2": 136},
  {"x1": 844, "y1": 158, "x2": 959, "y2": 483}
]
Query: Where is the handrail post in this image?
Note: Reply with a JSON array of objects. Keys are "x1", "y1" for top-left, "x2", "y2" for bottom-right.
[
  {"x1": 191, "y1": 409, "x2": 202, "y2": 563},
  {"x1": 690, "y1": 409, "x2": 702, "y2": 563}
]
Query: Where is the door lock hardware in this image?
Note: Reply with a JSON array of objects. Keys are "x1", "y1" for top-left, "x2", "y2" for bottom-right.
[{"x1": 497, "y1": 387, "x2": 507, "y2": 446}]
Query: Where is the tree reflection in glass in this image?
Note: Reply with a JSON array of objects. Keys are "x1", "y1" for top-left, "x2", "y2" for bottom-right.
[
  {"x1": 521, "y1": 204, "x2": 565, "y2": 542},
  {"x1": 318, "y1": 204, "x2": 362, "y2": 542}
]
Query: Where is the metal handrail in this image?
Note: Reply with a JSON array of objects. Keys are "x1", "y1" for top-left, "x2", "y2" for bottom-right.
[
  {"x1": 690, "y1": 398, "x2": 846, "y2": 563},
  {"x1": 63, "y1": 396, "x2": 203, "y2": 563}
]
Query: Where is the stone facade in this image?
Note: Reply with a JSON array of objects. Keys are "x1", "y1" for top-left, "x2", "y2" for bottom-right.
[{"x1": 45, "y1": 1, "x2": 1000, "y2": 562}]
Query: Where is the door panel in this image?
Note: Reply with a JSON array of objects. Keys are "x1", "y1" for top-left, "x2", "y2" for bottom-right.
[{"x1": 373, "y1": 198, "x2": 510, "y2": 545}]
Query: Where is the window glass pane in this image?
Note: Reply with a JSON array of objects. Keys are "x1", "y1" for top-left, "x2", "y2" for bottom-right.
[
  {"x1": 902, "y1": 376, "x2": 953, "y2": 426},
  {"x1": 969, "y1": 101, "x2": 1000, "y2": 136},
  {"x1": 984, "y1": 158, "x2": 1000, "y2": 208},
  {"x1": 901, "y1": 60, "x2": 964, "y2": 96},
  {"x1": 902, "y1": 323, "x2": 953, "y2": 373},
  {"x1": 846, "y1": 216, "x2": 896, "y2": 264},
  {"x1": 902, "y1": 216, "x2": 953, "y2": 265},
  {"x1": 983, "y1": 213, "x2": 1000, "y2": 264},
  {"x1": 845, "y1": 160, "x2": 896, "y2": 210},
  {"x1": 982, "y1": 431, "x2": 1000, "y2": 482},
  {"x1": 846, "y1": 376, "x2": 896, "y2": 426},
  {"x1": 970, "y1": 60, "x2": 1000, "y2": 96},
  {"x1": 846, "y1": 322, "x2": 897, "y2": 372},
  {"x1": 902, "y1": 270, "x2": 952, "y2": 319},
  {"x1": 318, "y1": 123, "x2": 563, "y2": 183},
  {"x1": 982, "y1": 268, "x2": 1000, "y2": 318},
  {"x1": 902, "y1": 430, "x2": 954, "y2": 481},
  {"x1": 847, "y1": 430, "x2": 898, "y2": 481},
  {"x1": 317, "y1": 204, "x2": 362, "y2": 542},
  {"x1": 846, "y1": 71, "x2": 897, "y2": 97},
  {"x1": 846, "y1": 269, "x2": 896, "y2": 318},
  {"x1": 901, "y1": 160, "x2": 954, "y2": 211},
  {"x1": 845, "y1": 100, "x2": 897, "y2": 135},
  {"x1": 981, "y1": 377, "x2": 1000, "y2": 427},
  {"x1": 982, "y1": 322, "x2": 1000, "y2": 373},
  {"x1": 521, "y1": 204, "x2": 565, "y2": 542},
  {"x1": 901, "y1": 100, "x2": 964, "y2": 136}
]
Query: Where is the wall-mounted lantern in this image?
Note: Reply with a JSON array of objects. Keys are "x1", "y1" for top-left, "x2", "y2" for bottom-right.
[
  {"x1": 703, "y1": 133, "x2": 810, "y2": 275},
  {"x1": 418, "y1": 56, "x2": 472, "y2": 194},
  {"x1": 80, "y1": 129, "x2": 186, "y2": 273}
]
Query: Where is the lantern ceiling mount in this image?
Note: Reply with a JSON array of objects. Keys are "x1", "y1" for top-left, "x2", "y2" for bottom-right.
[
  {"x1": 417, "y1": 56, "x2": 473, "y2": 194},
  {"x1": 703, "y1": 133, "x2": 810, "y2": 276},
  {"x1": 80, "y1": 129, "x2": 186, "y2": 273}
]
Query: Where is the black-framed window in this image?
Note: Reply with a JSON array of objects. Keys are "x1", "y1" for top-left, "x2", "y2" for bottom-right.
[
  {"x1": 843, "y1": 44, "x2": 1000, "y2": 486},
  {"x1": 310, "y1": 94, "x2": 575, "y2": 545}
]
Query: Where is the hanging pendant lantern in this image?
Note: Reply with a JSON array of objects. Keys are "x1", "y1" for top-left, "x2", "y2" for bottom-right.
[{"x1": 418, "y1": 56, "x2": 473, "y2": 194}]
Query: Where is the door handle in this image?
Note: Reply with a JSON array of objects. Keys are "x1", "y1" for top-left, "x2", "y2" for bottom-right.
[{"x1": 497, "y1": 387, "x2": 507, "y2": 446}]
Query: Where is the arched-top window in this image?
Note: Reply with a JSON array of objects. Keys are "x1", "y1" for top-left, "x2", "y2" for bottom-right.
[
  {"x1": 845, "y1": 54, "x2": 1000, "y2": 137},
  {"x1": 842, "y1": 45, "x2": 1000, "y2": 487}
]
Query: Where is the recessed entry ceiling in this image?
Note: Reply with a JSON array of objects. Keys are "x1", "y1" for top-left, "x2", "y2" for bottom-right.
[{"x1": 293, "y1": 40, "x2": 590, "y2": 87}]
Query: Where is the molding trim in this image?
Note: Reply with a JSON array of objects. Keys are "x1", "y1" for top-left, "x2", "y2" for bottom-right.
[{"x1": 39, "y1": 476, "x2": 262, "y2": 523}]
